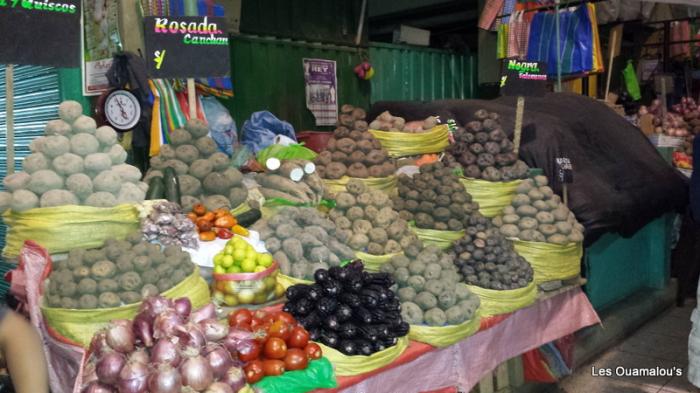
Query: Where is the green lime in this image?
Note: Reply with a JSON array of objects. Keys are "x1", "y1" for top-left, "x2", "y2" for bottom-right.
[
  {"x1": 257, "y1": 253, "x2": 273, "y2": 268},
  {"x1": 222, "y1": 255, "x2": 234, "y2": 268},
  {"x1": 241, "y1": 258, "x2": 257, "y2": 273}
]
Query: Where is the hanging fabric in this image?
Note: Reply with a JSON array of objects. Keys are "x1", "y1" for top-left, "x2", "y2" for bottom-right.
[
  {"x1": 497, "y1": 23, "x2": 510, "y2": 59},
  {"x1": 479, "y1": 0, "x2": 505, "y2": 30},
  {"x1": 148, "y1": 80, "x2": 164, "y2": 156},
  {"x1": 588, "y1": 3, "x2": 605, "y2": 73},
  {"x1": 500, "y1": 0, "x2": 517, "y2": 24},
  {"x1": 670, "y1": 21, "x2": 692, "y2": 59},
  {"x1": 508, "y1": 10, "x2": 531, "y2": 59}
]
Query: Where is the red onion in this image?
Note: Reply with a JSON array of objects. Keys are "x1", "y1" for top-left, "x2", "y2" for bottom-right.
[
  {"x1": 106, "y1": 320, "x2": 135, "y2": 353},
  {"x1": 139, "y1": 296, "x2": 174, "y2": 321},
  {"x1": 203, "y1": 343, "x2": 233, "y2": 379},
  {"x1": 133, "y1": 312, "x2": 154, "y2": 347},
  {"x1": 129, "y1": 348, "x2": 150, "y2": 365},
  {"x1": 95, "y1": 351, "x2": 126, "y2": 385},
  {"x1": 204, "y1": 382, "x2": 234, "y2": 393},
  {"x1": 176, "y1": 323, "x2": 206, "y2": 350},
  {"x1": 190, "y1": 303, "x2": 216, "y2": 324},
  {"x1": 199, "y1": 319, "x2": 229, "y2": 342},
  {"x1": 89, "y1": 331, "x2": 110, "y2": 355},
  {"x1": 151, "y1": 338, "x2": 182, "y2": 367},
  {"x1": 82, "y1": 361, "x2": 98, "y2": 385},
  {"x1": 117, "y1": 360, "x2": 149, "y2": 393},
  {"x1": 147, "y1": 363, "x2": 182, "y2": 393},
  {"x1": 174, "y1": 297, "x2": 192, "y2": 319},
  {"x1": 179, "y1": 346, "x2": 214, "y2": 391},
  {"x1": 82, "y1": 381, "x2": 115, "y2": 393},
  {"x1": 219, "y1": 366, "x2": 246, "y2": 392},
  {"x1": 154, "y1": 310, "x2": 184, "y2": 339}
]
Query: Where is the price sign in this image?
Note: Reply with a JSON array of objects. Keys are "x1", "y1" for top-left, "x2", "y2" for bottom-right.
[
  {"x1": 144, "y1": 16, "x2": 230, "y2": 78},
  {"x1": 0, "y1": 0, "x2": 81, "y2": 67},
  {"x1": 556, "y1": 157, "x2": 573, "y2": 184},
  {"x1": 500, "y1": 59, "x2": 548, "y2": 97}
]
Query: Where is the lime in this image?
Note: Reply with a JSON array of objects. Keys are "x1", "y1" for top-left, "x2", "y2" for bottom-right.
[
  {"x1": 263, "y1": 276, "x2": 276, "y2": 290},
  {"x1": 238, "y1": 289, "x2": 255, "y2": 304},
  {"x1": 246, "y1": 249, "x2": 258, "y2": 260},
  {"x1": 257, "y1": 253, "x2": 273, "y2": 268},
  {"x1": 223, "y1": 294, "x2": 239, "y2": 306},
  {"x1": 227, "y1": 265, "x2": 242, "y2": 274},
  {"x1": 213, "y1": 254, "x2": 224, "y2": 266},
  {"x1": 222, "y1": 255, "x2": 234, "y2": 268},
  {"x1": 254, "y1": 265, "x2": 267, "y2": 273},
  {"x1": 241, "y1": 258, "x2": 257, "y2": 273},
  {"x1": 224, "y1": 245, "x2": 235, "y2": 255},
  {"x1": 233, "y1": 248, "x2": 246, "y2": 262},
  {"x1": 213, "y1": 265, "x2": 226, "y2": 274}
]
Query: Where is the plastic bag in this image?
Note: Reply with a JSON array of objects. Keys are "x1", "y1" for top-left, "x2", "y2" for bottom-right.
[
  {"x1": 201, "y1": 96, "x2": 237, "y2": 156},
  {"x1": 254, "y1": 357, "x2": 337, "y2": 393},
  {"x1": 213, "y1": 263, "x2": 282, "y2": 306},
  {"x1": 511, "y1": 239, "x2": 582, "y2": 284},
  {"x1": 256, "y1": 143, "x2": 317, "y2": 165},
  {"x1": 318, "y1": 335, "x2": 409, "y2": 376},
  {"x1": 409, "y1": 310, "x2": 482, "y2": 348},
  {"x1": 623, "y1": 60, "x2": 642, "y2": 101},
  {"x1": 409, "y1": 223, "x2": 465, "y2": 250},
  {"x1": 241, "y1": 111, "x2": 296, "y2": 153},
  {"x1": 467, "y1": 281, "x2": 537, "y2": 316},
  {"x1": 368, "y1": 125, "x2": 450, "y2": 158},
  {"x1": 3, "y1": 204, "x2": 140, "y2": 259},
  {"x1": 42, "y1": 266, "x2": 211, "y2": 347},
  {"x1": 460, "y1": 178, "x2": 521, "y2": 217}
]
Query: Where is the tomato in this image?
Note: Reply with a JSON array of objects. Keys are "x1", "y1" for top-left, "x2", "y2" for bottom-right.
[
  {"x1": 236, "y1": 322, "x2": 251, "y2": 332},
  {"x1": 261, "y1": 359, "x2": 286, "y2": 376},
  {"x1": 284, "y1": 348, "x2": 308, "y2": 371},
  {"x1": 287, "y1": 326, "x2": 310, "y2": 349},
  {"x1": 237, "y1": 341, "x2": 261, "y2": 362},
  {"x1": 250, "y1": 318, "x2": 271, "y2": 332},
  {"x1": 228, "y1": 309, "x2": 253, "y2": 327},
  {"x1": 275, "y1": 311, "x2": 297, "y2": 326},
  {"x1": 244, "y1": 360, "x2": 264, "y2": 384},
  {"x1": 304, "y1": 342, "x2": 322, "y2": 360},
  {"x1": 252, "y1": 327, "x2": 270, "y2": 344},
  {"x1": 263, "y1": 337, "x2": 287, "y2": 359},
  {"x1": 269, "y1": 320, "x2": 292, "y2": 341},
  {"x1": 254, "y1": 310, "x2": 274, "y2": 324}
]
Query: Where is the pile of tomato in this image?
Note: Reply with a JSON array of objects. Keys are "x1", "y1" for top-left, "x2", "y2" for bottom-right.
[{"x1": 228, "y1": 309, "x2": 322, "y2": 383}]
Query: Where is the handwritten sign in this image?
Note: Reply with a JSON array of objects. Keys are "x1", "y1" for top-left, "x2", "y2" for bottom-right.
[
  {"x1": 0, "y1": 0, "x2": 81, "y2": 67},
  {"x1": 556, "y1": 157, "x2": 573, "y2": 184},
  {"x1": 500, "y1": 59, "x2": 548, "y2": 97},
  {"x1": 144, "y1": 16, "x2": 230, "y2": 78}
]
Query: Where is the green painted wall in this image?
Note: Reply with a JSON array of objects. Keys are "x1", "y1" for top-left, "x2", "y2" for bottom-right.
[
  {"x1": 225, "y1": 35, "x2": 476, "y2": 131},
  {"x1": 369, "y1": 42, "x2": 475, "y2": 102}
]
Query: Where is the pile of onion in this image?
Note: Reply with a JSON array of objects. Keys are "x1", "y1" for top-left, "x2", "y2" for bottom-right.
[{"x1": 82, "y1": 296, "x2": 248, "y2": 393}]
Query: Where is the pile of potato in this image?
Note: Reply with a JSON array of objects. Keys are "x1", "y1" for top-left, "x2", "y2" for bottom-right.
[
  {"x1": 255, "y1": 159, "x2": 324, "y2": 205},
  {"x1": 146, "y1": 120, "x2": 247, "y2": 212},
  {"x1": 369, "y1": 111, "x2": 439, "y2": 133},
  {"x1": 380, "y1": 242, "x2": 480, "y2": 326},
  {"x1": 394, "y1": 161, "x2": 482, "y2": 230},
  {"x1": 328, "y1": 179, "x2": 418, "y2": 255},
  {"x1": 444, "y1": 109, "x2": 529, "y2": 182},
  {"x1": 45, "y1": 231, "x2": 195, "y2": 309},
  {"x1": 252, "y1": 207, "x2": 356, "y2": 280},
  {"x1": 492, "y1": 176, "x2": 584, "y2": 244},
  {"x1": 449, "y1": 228, "x2": 534, "y2": 290},
  {"x1": 314, "y1": 105, "x2": 396, "y2": 179},
  {"x1": 0, "y1": 100, "x2": 145, "y2": 212}
]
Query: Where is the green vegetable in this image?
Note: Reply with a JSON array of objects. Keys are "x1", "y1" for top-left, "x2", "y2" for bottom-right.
[
  {"x1": 236, "y1": 209, "x2": 261, "y2": 227},
  {"x1": 162, "y1": 167, "x2": 181, "y2": 203}
]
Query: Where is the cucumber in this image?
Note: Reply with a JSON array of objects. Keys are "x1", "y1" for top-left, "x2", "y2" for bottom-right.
[
  {"x1": 162, "y1": 167, "x2": 182, "y2": 204},
  {"x1": 145, "y1": 176, "x2": 165, "y2": 200},
  {"x1": 236, "y1": 208, "x2": 261, "y2": 227}
]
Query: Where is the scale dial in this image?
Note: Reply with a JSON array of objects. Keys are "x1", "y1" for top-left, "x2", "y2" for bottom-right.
[{"x1": 104, "y1": 90, "x2": 141, "y2": 131}]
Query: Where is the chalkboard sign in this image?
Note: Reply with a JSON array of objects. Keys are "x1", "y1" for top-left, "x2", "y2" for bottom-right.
[
  {"x1": 500, "y1": 59, "x2": 548, "y2": 97},
  {"x1": 556, "y1": 157, "x2": 573, "y2": 184},
  {"x1": 144, "y1": 16, "x2": 230, "y2": 78},
  {"x1": 0, "y1": 0, "x2": 81, "y2": 67}
]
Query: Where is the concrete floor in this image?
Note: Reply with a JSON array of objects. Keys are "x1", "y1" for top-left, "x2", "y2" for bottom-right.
[{"x1": 558, "y1": 300, "x2": 698, "y2": 393}]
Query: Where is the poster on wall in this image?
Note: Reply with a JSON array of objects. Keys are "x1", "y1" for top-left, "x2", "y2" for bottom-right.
[
  {"x1": 82, "y1": 0, "x2": 120, "y2": 95},
  {"x1": 0, "y1": 0, "x2": 81, "y2": 67},
  {"x1": 303, "y1": 58, "x2": 338, "y2": 126}
]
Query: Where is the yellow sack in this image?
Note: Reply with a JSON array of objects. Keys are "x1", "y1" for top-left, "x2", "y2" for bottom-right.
[
  {"x1": 323, "y1": 176, "x2": 397, "y2": 195},
  {"x1": 467, "y1": 281, "x2": 537, "y2": 316},
  {"x1": 318, "y1": 335, "x2": 408, "y2": 376},
  {"x1": 42, "y1": 266, "x2": 210, "y2": 347},
  {"x1": 3, "y1": 204, "x2": 140, "y2": 259},
  {"x1": 512, "y1": 240, "x2": 582, "y2": 284},
  {"x1": 276, "y1": 274, "x2": 312, "y2": 290},
  {"x1": 459, "y1": 178, "x2": 522, "y2": 218},
  {"x1": 409, "y1": 223, "x2": 464, "y2": 250},
  {"x1": 369, "y1": 125, "x2": 450, "y2": 158},
  {"x1": 409, "y1": 310, "x2": 482, "y2": 348},
  {"x1": 355, "y1": 251, "x2": 402, "y2": 272}
]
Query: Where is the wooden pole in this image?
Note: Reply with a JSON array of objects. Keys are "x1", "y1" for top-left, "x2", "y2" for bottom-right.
[
  {"x1": 187, "y1": 78, "x2": 196, "y2": 119},
  {"x1": 513, "y1": 96, "x2": 525, "y2": 154},
  {"x1": 555, "y1": 0, "x2": 562, "y2": 92},
  {"x1": 5, "y1": 65, "x2": 14, "y2": 175}
]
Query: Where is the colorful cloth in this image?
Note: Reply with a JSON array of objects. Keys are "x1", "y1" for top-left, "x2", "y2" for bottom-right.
[{"x1": 508, "y1": 10, "x2": 531, "y2": 59}]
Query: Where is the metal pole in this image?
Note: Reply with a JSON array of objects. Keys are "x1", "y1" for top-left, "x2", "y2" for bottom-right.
[
  {"x1": 355, "y1": 0, "x2": 367, "y2": 46},
  {"x1": 5, "y1": 65, "x2": 14, "y2": 175},
  {"x1": 555, "y1": 0, "x2": 562, "y2": 92},
  {"x1": 185, "y1": 0, "x2": 197, "y2": 120}
]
